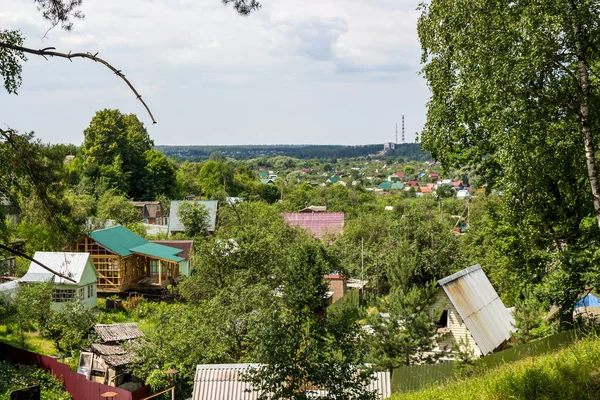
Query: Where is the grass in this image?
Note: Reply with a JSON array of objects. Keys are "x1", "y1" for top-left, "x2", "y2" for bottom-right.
[
  {"x1": 0, "y1": 322, "x2": 56, "y2": 356},
  {"x1": 391, "y1": 336, "x2": 600, "y2": 400}
]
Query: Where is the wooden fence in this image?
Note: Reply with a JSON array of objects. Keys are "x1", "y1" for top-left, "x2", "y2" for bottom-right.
[
  {"x1": 0, "y1": 341, "x2": 150, "y2": 400},
  {"x1": 391, "y1": 330, "x2": 580, "y2": 394}
]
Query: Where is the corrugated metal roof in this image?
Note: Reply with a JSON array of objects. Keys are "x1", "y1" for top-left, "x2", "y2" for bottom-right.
[
  {"x1": 94, "y1": 323, "x2": 144, "y2": 343},
  {"x1": 89, "y1": 226, "x2": 184, "y2": 261},
  {"x1": 150, "y1": 240, "x2": 194, "y2": 260},
  {"x1": 129, "y1": 243, "x2": 184, "y2": 263},
  {"x1": 0, "y1": 280, "x2": 19, "y2": 294},
  {"x1": 438, "y1": 264, "x2": 514, "y2": 355},
  {"x1": 20, "y1": 252, "x2": 93, "y2": 285},
  {"x1": 169, "y1": 200, "x2": 218, "y2": 233},
  {"x1": 90, "y1": 226, "x2": 148, "y2": 257},
  {"x1": 192, "y1": 364, "x2": 390, "y2": 400},
  {"x1": 281, "y1": 212, "x2": 344, "y2": 239}
]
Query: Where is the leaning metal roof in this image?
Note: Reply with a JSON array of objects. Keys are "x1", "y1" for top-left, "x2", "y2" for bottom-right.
[
  {"x1": 438, "y1": 264, "x2": 514, "y2": 355},
  {"x1": 191, "y1": 364, "x2": 391, "y2": 400},
  {"x1": 168, "y1": 200, "x2": 218, "y2": 233}
]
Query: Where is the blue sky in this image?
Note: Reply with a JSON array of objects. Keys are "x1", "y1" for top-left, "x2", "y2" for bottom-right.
[{"x1": 1, "y1": 0, "x2": 429, "y2": 146}]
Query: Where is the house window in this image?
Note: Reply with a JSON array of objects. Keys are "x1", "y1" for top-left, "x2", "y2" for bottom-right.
[
  {"x1": 88, "y1": 284, "x2": 94, "y2": 298},
  {"x1": 150, "y1": 260, "x2": 158, "y2": 276},
  {"x1": 437, "y1": 310, "x2": 449, "y2": 328},
  {"x1": 78, "y1": 287, "x2": 84, "y2": 300},
  {"x1": 53, "y1": 289, "x2": 76, "y2": 303}
]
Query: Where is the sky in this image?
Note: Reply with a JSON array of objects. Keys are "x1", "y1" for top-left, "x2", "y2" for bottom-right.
[{"x1": 1, "y1": 0, "x2": 429, "y2": 146}]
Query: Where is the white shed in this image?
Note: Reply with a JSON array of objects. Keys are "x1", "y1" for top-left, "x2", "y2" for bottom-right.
[
  {"x1": 432, "y1": 264, "x2": 514, "y2": 358},
  {"x1": 20, "y1": 252, "x2": 98, "y2": 310}
]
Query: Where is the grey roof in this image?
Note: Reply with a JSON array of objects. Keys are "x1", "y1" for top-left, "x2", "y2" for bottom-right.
[
  {"x1": 20, "y1": 252, "x2": 95, "y2": 285},
  {"x1": 438, "y1": 264, "x2": 514, "y2": 355},
  {"x1": 0, "y1": 280, "x2": 19, "y2": 294},
  {"x1": 94, "y1": 323, "x2": 144, "y2": 343},
  {"x1": 169, "y1": 200, "x2": 218, "y2": 233},
  {"x1": 192, "y1": 364, "x2": 391, "y2": 400},
  {"x1": 90, "y1": 343, "x2": 132, "y2": 367}
]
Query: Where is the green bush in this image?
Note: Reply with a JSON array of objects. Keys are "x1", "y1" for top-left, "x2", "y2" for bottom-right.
[{"x1": 0, "y1": 361, "x2": 70, "y2": 400}]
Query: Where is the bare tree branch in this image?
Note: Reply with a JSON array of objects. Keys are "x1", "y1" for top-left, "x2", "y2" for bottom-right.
[
  {"x1": 0, "y1": 243, "x2": 76, "y2": 283},
  {"x1": 0, "y1": 42, "x2": 157, "y2": 124}
]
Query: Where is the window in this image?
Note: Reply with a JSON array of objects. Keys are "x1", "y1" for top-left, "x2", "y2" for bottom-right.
[
  {"x1": 88, "y1": 284, "x2": 94, "y2": 298},
  {"x1": 78, "y1": 287, "x2": 84, "y2": 300},
  {"x1": 53, "y1": 289, "x2": 76, "y2": 303},
  {"x1": 437, "y1": 310, "x2": 449, "y2": 328},
  {"x1": 150, "y1": 260, "x2": 158, "y2": 276}
]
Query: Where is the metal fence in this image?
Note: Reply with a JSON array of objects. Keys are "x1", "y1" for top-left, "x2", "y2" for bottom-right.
[
  {"x1": 391, "y1": 330, "x2": 580, "y2": 394},
  {"x1": 0, "y1": 341, "x2": 150, "y2": 400}
]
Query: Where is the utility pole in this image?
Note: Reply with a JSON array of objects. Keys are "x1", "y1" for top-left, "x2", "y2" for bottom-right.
[{"x1": 402, "y1": 115, "x2": 405, "y2": 144}]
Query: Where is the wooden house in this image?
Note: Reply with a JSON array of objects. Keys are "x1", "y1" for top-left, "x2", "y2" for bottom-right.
[
  {"x1": 131, "y1": 201, "x2": 166, "y2": 225},
  {"x1": 66, "y1": 226, "x2": 185, "y2": 293},
  {"x1": 20, "y1": 252, "x2": 98, "y2": 310},
  {"x1": 432, "y1": 264, "x2": 514, "y2": 358}
]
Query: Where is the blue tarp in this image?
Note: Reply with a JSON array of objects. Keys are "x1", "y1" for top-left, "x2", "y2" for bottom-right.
[{"x1": 575, "y1": 294, "x2": 600, "y2": 309}]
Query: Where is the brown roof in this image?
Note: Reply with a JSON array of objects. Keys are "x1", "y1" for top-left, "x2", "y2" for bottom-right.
[
  {"x1": 131, "y1": 201, "x2": 162, "y2": 219},
  {"x1": 150, "y1": 240, "x2": 194, "y2": 260},
  {"x1": 94, "y1": 323, "x2": 144, "y2": 343}
]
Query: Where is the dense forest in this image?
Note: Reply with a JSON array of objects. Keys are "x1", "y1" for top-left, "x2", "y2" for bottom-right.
[{"x1": 157, "y1": 143, "x2": 429, "y2": 162}]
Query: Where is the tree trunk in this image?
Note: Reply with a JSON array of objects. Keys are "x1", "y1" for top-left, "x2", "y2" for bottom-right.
[{"x1": 572, "y1": 11, "x2": 600, "y2": 229}]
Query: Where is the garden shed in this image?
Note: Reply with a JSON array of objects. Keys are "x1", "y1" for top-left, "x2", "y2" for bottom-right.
[{"x1": 432, "y1": 264, "x2": 514, "y2": 358}]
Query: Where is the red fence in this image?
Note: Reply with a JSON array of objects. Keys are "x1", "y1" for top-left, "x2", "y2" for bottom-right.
[{"x1": 0, "y1": 341, "x2": 150, "y2": 400}]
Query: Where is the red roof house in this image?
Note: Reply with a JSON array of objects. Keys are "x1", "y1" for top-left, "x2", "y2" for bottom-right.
[
  {"x1": 406, "y1": 180, "x2": 419, "y2": 187},
  {"x1": 281, "y1": 212, "x2": 345, "y2": 239},
  {"x1": 395, "y1": 172, "x2": 405, "y2": 179},
  {"x1": 429, "y1": 173, "x2": 439, "y2": 178}
]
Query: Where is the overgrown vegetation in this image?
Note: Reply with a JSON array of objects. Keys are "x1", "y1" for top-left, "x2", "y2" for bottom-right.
[
  {"x1": 392, "y1": 336, "x2": 600, "y2": 400},
  {"x1": 0, "y1": 361, "x2": 69, "y2": 400}
]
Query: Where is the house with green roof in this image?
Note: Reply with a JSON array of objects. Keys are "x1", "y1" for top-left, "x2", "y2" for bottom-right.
[
  {"x1": 378, "y1": 181, "x2": 392, "y2": 190},
  {"x1": 391, "y1": 182, "x2": 405, "y2": 190},
  {"x1": 66, "y1": 226, "x2": 185, "y2": 293}
]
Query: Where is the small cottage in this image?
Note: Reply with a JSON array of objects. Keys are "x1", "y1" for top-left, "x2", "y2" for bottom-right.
[
  {"x1": 281, "y1": 212, "x2": 344, "y2": 240},
  {"x1": 66, "y1": 226, "x2": 185, "y2": 293},
  {"x1": 78, "y1": 323, "x2": 144, "y2": 389},
  {"x1": 432, "y1": 264, "x2": 514, "y2": 358},
  {"x1": 20, "y1": 252, "x2": 98, "y2": 310}
]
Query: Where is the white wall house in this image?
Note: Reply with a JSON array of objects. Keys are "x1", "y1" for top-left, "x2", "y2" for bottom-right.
[
  {"x1": 20, "y1": 252, "x2": 98, "y2": 310},
  {"x1": 432, "y1": 264, "x2": 514, "y2": 359}
]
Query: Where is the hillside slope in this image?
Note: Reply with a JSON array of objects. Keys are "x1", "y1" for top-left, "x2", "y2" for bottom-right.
[{"x1": 391, "y1": 336, "x2": 600, "y2": 400}]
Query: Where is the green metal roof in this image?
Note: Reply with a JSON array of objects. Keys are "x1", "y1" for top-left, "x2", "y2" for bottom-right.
[
  {"x1": 260, "y1": 179, "x2": 273, "y2": 184},
  {"x1": 379, "y1": 181, "x2": 391, "y2": 189},
  {"x1": 391, "y1": 182, "x2": 405, "y2": 190},
  {"x1": 90, "y1": 226, "x2": 147, "y2": 257},
  {"x1": 130, "y1": 243, "x2": 184, "y2": 263},
  {"x1": 89, "y1": 226, "x2": 184, "y2": 262}
]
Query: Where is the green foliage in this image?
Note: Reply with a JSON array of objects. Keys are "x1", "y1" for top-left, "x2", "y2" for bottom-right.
[
  {"x1": 392, "y1": 336, "x2": 600, "y2": 400},
  {"x1": 512, "y1": 290, "x2": 550, "y2": 344},
  {"x1": 39, "y1": 301, "x2": 97, "y2": 358},
  {"x1": 0, "y1": 361, "x2": 70, "y2": 400},
  {"x1": 436, "y1": 184, "x2": 455, "y2": 199},
  {"x1": 0, "y1": 30, "x2": 26, "y2": 94},
  {"x1": 79, "y1": 109, "x2": 153, "y2": 199},
  {"x1": 97, "y1": 189, "x2": 141, "y2": 226},
  {"x1": 177, "y1": 201, "x2": 210, "y2": 237},
  {"x1": 140, "y1": 150, "x2": 177, "y2": 199}
]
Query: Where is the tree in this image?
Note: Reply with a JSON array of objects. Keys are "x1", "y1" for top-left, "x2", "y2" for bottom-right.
[
  {"x1": 367, "y1": 245, "x2": 443, "y2": 371},
  {"x1": 177, "y1": 201, "x2": 210, "y2": 237},
  {"x1": 436, "y1": 184, "x2": 455, "y2": 199},
  {"x1": 97, "y1": 189, "x2": 141, "y2": 226},
  {"x1": 418, "y1": 0, "x2": 600, "y2": 226},
  {"x1": 141, "y1": 150, "x2": 177, "y2": 199},
  {"x1": 79, "y1": 109, "x2": 153, "y2": 199},
  {"x1": 246, "y1": 240, "x2": 376, "y2": 400},
  {"x1": 39, "y1": 301, "x2": 97, "y2": 357},
  {"x1": 197, "y1": 160, "x2": 235, "y2": 197},
  {"x1": 417, "y1": 0, "x2": 600, "y2": 315}
]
